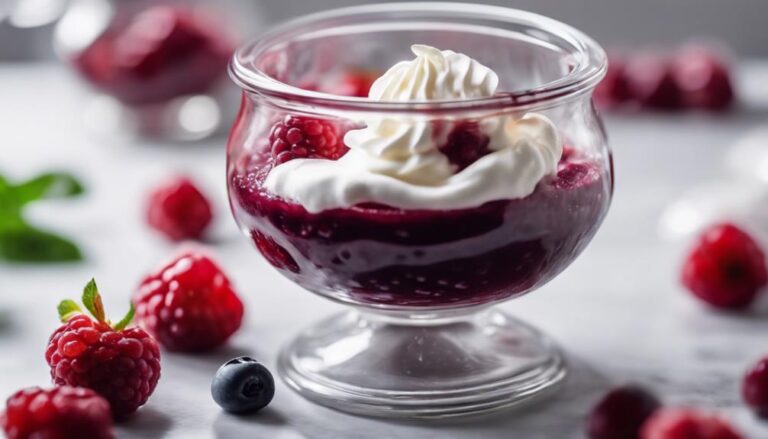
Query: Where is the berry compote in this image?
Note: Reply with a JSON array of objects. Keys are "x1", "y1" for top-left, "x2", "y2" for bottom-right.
[{"x1": 229, "y1": 119, "x2": 611, "y2": 308}]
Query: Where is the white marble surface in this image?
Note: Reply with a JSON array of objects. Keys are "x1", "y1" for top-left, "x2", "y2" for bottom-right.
[{"x1": 2, "y1": 64, "x2": 768, "y2": 438}]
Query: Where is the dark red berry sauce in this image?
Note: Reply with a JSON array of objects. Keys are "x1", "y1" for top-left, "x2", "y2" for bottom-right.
[{"x1": 228, "y1": 126, "x2": 611, "y2": 308}]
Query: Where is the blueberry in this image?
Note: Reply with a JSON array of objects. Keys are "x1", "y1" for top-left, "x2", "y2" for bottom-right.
[{"x1": 211, "y1": 356, "x2": 275, "y2": 414}]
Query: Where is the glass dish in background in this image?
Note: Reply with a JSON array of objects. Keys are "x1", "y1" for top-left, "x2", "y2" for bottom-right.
[{"x1": 54, "y1": 0, "x2": 243, "y2": 141}]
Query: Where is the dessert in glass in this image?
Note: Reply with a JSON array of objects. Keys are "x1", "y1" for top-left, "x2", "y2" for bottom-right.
[
  {"x1": 54, "y1": 0, "x2": 237, "y2": 140},
  {"x1": 227, "y1": 3, "x2": 612, "y2": 418}
]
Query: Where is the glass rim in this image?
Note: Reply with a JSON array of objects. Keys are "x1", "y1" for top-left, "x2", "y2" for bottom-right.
[{"x1": 229, "y1": 2, "x2": 608, "y2": 113}]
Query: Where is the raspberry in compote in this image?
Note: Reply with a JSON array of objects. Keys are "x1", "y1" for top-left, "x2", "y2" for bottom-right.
[
  {"x1": 328, "y1": 70, "x2": 379, "y2": 97},
  {"x1": 268, "y1": 116, "x2": 349, "y2": 164},
  {"x1": 438, "y1": 122, "x2": 492, "y2": 171}
]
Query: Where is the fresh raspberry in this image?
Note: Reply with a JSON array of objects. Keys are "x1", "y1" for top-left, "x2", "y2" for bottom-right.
[
  {"x1": 268, "y1": 115, "x2": 349, "y2": 165},
  {"x1": 672, "y1": 46, "x2": 735, "y2": 111},
  {"x1": 251, "y1": 231, "x2": 300, "y2": 273},
  {"x1": 641, "y1": 408, "x2": 743, "y2": 439},
  {"x1": 626, "y1": 53, "x2": 683, "y2": 110},
  {"x1": 587, "y1": 385, "x2": 661, "y2": 439},
  {"x1": 743, "y1": 356, "x2": 768, "y2": 418},
  {"x1": 45, "y1": 280, "x2": 161, "y2": 418},
  {"x1": 134, "y1": 251, "x2": 244, "y2": 352},
  {"x1": 147, "y1": 176, "x2": 213, "y2": 241},
  {"x1": 438, "y1": 122, "x2": 492, "y2": 172},
  {"x1": 75, "y1": 6, "x2": 233, "y2": 105},
  {"x1": 1, "y1": 386, "x2": 114, "y2": 439},
  {"x1": 681, "y1": 223, "x2": 767, "y2": 309},
  {"x1": 594, "y1": 56, "x2": 633, "y2": 109}
]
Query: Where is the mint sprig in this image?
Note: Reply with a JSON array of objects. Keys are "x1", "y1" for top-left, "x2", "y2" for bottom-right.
[
  {"x1": 0, "y1": 171, "x2": 84, "y2": 263},
  {"x1": 58, "y1": 279, "x2": 136, "y2": 331}
]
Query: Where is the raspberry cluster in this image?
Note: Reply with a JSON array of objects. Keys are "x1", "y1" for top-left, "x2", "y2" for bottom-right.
[{"x1": 596, "y1": 45, "x2": 734, "y2": 111}]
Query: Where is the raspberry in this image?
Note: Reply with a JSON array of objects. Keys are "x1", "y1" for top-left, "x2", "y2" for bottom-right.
[
  {"x1": 672, "y1": 47, "x2": 734, "y2": 111},
  {"x1": 134, "y1": 251, "x2": 244, "y2": 352},
  {"x1": 554, "y1": 161, "x2": 600, "y2": 190},
  {"x1": 641, "y1": 408, "x2": 743, "y2": 439},
  {"x1": 1, "y1": 386, "x2": 114, "y2": 439},
  {"x1": 438, "y1": 122, "x2": 492, "y2": 172},
  {"x1": 587, "y1": 385, "x2": 661, "y2": 439},
  {"x1": 626, "y1": 53, "x2": 683, "y2": 110},
  {"x1": 147, "y1": 176, "x2": 213, "y2": 241},
  {"x1": 268, "y1": 115, "x2": 349, "y2": 164},
  {"x1": 45, "y1": 280, "x2": 161, "y2": 418},
  {"x1": 743, "y1": 356, "x2": 768, "y2": 418},
  {"x1": 594, "y1": 56, "x2": 633, "y2": 109},
  {"x1": 251, "y1": 231, "x2": 300, "y2": 273},
  {"x1": 681, "y1": 223, "x2": 767, "y2": 309}
]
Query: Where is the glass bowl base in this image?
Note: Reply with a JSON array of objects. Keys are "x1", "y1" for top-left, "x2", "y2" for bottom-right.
[{"x1": 278, "y1": 308, "x2": 566, "y2": 419}]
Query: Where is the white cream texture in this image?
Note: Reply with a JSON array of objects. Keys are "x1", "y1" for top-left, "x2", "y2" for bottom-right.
[{"x1": 264, "y1": 44, "x2": 562, "y2": 212}]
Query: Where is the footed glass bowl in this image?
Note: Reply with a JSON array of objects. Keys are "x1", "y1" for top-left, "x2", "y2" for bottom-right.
[{"x1": 227, "y1": 2, "x2": 612, "y2": 419}]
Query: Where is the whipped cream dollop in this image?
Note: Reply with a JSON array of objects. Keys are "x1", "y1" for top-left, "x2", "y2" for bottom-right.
[{"x1": 265, "y1": 45, "x2": 562, "y2": 212}]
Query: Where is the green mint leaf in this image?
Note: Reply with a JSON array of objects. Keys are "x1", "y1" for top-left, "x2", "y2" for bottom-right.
[
  {"x1": 13, "y1": 172, "x2": 84, "y2": 205},
  {"x1": 82, "y1": 279, "x2": 106, "y2": 323},
  {"x1": 0, "y1": 226, "x2": 82, "y2": 263},
  {"x1": 57, "y1": 299, "x2": 83, "y2": 322},
  {"x1": 112, "y1": 303, "x2": 135, "y2": 331},
  {"x1": 0, "y1": 176, "x2": 20, "y2": 217}
]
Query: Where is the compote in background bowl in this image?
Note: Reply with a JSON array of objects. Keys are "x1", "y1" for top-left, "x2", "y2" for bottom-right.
[{"x1": 55, "y1": 0, "x2": 242, "y2": 141}]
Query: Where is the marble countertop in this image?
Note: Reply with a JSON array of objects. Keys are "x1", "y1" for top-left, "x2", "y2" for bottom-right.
[{"x1": 2, "y1": 64, "x2": 768, "y2": 438}]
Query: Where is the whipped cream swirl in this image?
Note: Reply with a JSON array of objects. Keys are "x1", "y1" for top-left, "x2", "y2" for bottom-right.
[{"x1": 264, "y1": 45, "x2": 562, "y2": 213}]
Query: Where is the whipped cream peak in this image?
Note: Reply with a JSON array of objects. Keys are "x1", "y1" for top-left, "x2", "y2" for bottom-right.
[
  {"x1": 368, "y1": 44, "x2": 499, "y2": 101},
  {"x1": 264, "y1": 45, "x2": 562, "y2": 213}
]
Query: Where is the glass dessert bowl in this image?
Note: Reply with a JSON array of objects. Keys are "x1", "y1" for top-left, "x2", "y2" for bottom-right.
[
  {"x1": 54, "y1": 0, "x2": 238, "y2": 140},
  {"x1": 227, "y1": 3, "x2": 612, "y2": 418}
]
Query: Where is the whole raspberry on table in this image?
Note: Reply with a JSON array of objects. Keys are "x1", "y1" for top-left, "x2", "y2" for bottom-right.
[
  {"x1": 45, "y1": 279, "x2": 161, "y2": 418},
  {"x1": 743, "y1": 356, "x2": 768, "y2": 418},
  {"x1": 1, "y1": 386, "x2": 114, "y2": 439},
  {"x1": 671, "y1": 46, "x2": 735, "y2": 111},
  {"x1": 587, "y1": 385, "x2": 661, "y2": 439},
  {"x1": 625, "y1": 53, "x2": 683, "y2": 110},
  {"x1": 594, "y1": 56, "x2": 633, "y2": 109},
  {"x1": 681, "y1": 223, "x2": 768, "y2": 310},
  {"x1": 641, "y1": 408, "x2": 743, "y2": 439},
  {"x1": 134, "y1": 251, "x2": 244, "y2": 352},
  {"x1": 147, "y1": 176, "x2": 213, "y2": 241},
  {"x1": 269, "y1": 115, "x2": 349, "y2": 164}
]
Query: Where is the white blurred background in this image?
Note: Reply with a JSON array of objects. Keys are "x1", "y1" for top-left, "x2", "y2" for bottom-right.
[{"x1": 2, "y1": 0, "x2": 767, "y2": 60}]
